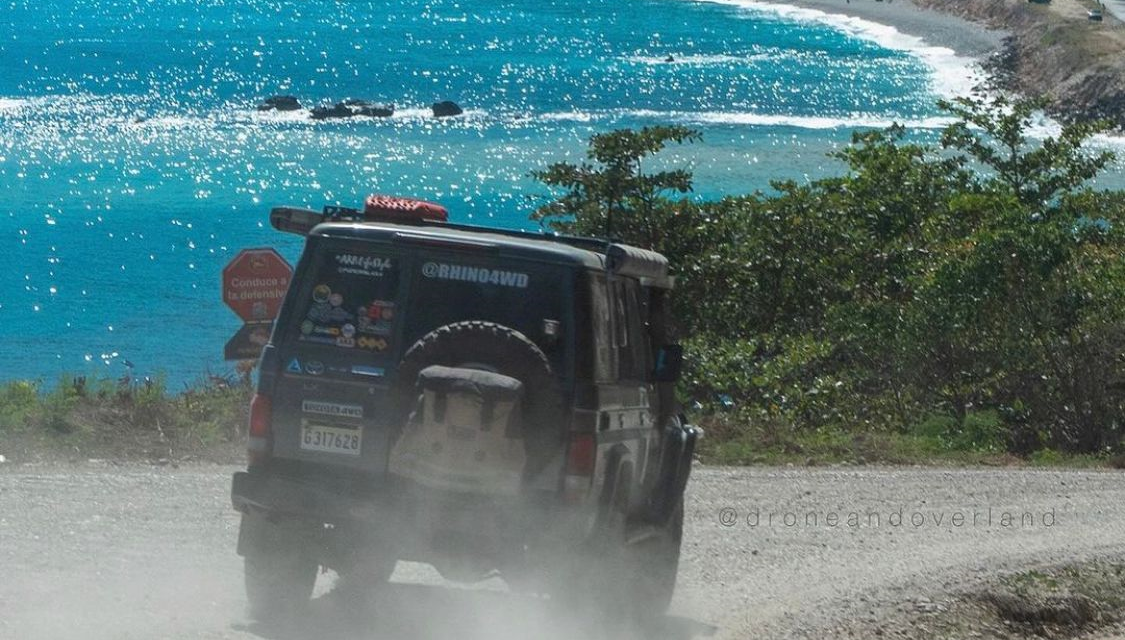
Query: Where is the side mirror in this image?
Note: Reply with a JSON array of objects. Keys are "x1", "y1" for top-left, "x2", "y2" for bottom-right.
[
  {"x1": 653, "y1": 344, "x2": 683, "y2": 383},
  {"x1": 270, "y1": 206, "x2": 325, "y2": 236}
]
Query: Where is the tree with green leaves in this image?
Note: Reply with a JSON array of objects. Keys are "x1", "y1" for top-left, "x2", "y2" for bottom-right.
[
  {"x1": 530, "y1": 125, "x2": 701, "y2": 249},
  {"x1": 939, "y1": 93, "x2": 1114, "y2": 207},
  {"x1": 531, "y1": 94, "x2": 1125, "y2": 455}
]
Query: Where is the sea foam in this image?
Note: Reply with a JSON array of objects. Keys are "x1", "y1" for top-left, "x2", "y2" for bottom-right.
[
  {"x1": 624, "y1": 53, "x2": 771, "y2": 65},
  {"x1": 0, "y1": 98, "x2": 30, "y2": 112},
  {"x1": 693, "y1": 0, "x2": 986, "y2": 99},
  {"x1": 538, "y1": 108, "x2": 954, "y2": 130}
]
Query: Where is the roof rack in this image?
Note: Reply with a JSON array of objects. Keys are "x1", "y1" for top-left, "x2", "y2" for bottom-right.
[
  {"x1": 269, "y1": 198, "x2": 672, "y2": 287},
  {"x1": 270, "y1": 196, "x2": 613, "y2": 255},
  {"x1": 433, "y1": 219, "x2": 611, "y2": 254}
]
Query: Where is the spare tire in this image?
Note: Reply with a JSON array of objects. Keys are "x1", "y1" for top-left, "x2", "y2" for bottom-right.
[{"x1": 393, "y1": 321, "x2": 564, "y2": 476}]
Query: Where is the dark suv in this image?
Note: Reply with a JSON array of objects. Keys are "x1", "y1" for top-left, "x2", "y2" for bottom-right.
[{"x1": 230, "y1": 195, "x2": 699, "y2": 619}]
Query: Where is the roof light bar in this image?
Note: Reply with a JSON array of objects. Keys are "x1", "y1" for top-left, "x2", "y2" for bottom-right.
[
  {"x1": 268, "y1": 195, "x2": 448, "y2": 236},
  {"x1": 269, "y1": 206, "x2": 325, "y2": 236},
  {"x1": 364, "y1": 194, "x2": 448, "y2": 223}
]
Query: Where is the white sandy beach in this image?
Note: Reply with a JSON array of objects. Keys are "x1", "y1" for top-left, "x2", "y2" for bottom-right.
[{"x1": 751, "y1": 0, "x2": 1006, "y2": 58}]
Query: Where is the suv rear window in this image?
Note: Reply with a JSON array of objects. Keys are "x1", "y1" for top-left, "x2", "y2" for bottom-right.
[
  {"x1": 403, "y1": 254, "x2": 571, "y2": 370},
  {"x1": 280, "y1": 241, "x2": 573, "y2": 376},
  {"x1": 290, "y1": 245, "x2": 402, "y2": 355}
]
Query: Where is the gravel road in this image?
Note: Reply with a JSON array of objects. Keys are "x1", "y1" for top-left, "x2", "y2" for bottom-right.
[{"x1": 0, "y1": 464, "x2": 1122, "y2": 640}]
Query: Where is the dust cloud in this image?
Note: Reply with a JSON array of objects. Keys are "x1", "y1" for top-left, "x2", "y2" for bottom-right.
[{"x1": 235, "y1": 566, "x2": 713, "y2": 640}]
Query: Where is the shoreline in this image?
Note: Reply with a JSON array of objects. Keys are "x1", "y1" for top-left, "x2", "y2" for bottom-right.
[
  {"x1": 750, "y1": 0, "x2": 1125, "y2": 129},
  {"x1": 745, "y1": 0, "x2": 1006, "y2": 59}
]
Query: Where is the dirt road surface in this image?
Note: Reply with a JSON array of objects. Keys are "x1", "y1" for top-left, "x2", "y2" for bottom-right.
[
  {"x1": 1, "y1": 464, "x2": 1122, "y2": 640},
  {"x1": 1039, "y1": 0, "x2": 1125, "y2": 41}
]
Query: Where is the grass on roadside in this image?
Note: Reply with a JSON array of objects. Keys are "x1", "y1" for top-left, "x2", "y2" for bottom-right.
[
  {"x1": 695, "y1": 410, "x2": 1118, "y2": 468},
  {"x1": 951, "y1": 563, "x2": 1125, "y2": 639},
  {"x1": 836, "y1": 561, "x2": 1125, "y2": 640},
  {"x1": 0, "y1": 373, "x2": 252, "y2": 463},
  {"x1": 1, "y1": 372, "x2": 1119, "y2": 468}
]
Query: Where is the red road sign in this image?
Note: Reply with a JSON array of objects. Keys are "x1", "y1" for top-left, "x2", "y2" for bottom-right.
[{"x1": 222, "y1": 248, "x2": 293, "y2": 322}]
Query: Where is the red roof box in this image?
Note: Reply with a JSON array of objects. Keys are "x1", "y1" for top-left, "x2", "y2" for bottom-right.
[{"x1": 364, "y1": 194, "x2": 448, "y2": 223}]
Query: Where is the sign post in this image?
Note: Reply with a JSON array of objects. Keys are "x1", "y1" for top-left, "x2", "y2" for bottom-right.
[
  {"x1": 222, "y1": 248, "x2": 292, "y2": 361},
  {"x1": 224, "y1": 321, "x2": 274, "y2": 361}
]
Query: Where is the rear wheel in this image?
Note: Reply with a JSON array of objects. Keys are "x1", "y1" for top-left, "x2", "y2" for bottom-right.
[
  {"x1": 329, "y1": 553, "x2": 396, "y2": 606},
  {"x1": 549, "y1": 467, "x2": 634, "y2": 622},
  {"x1": 240, "y1": 513, "x2": 318, "y2": 620},
  {"x1": 551, "y1": 489, "x2": 684, "y2": 621}
]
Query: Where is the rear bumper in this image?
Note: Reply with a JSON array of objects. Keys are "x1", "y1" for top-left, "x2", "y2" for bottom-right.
[
  {"x1": 231, "y1": 469, "x2": 364, "y2": 521},
  {"x1": 231, "y1": 468, "x2": 540, "y2": 523},
  {"x1": 231, "y1": 468, "x2": 589, "y2": 559}
]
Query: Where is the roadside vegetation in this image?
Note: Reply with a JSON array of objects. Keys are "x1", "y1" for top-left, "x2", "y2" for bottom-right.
[
  {"x1": 533, "y1": 91, "x2": 1125, "y2": 466},
  {"x1": 845, "y1": 561, "x2": 1125, "y2": 640},
  {"x1": 3, "y1": 93, "x2": 1124, "y2": 468},
  {"x1": 0, "y1": 373, "x2": 250, "y2": 463}
]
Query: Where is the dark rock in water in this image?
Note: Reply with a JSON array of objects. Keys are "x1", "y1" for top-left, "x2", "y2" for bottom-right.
[
  {"x1": 257, "y1": 95, "x2": 302, "y2": 112},
  {"x1": 311, "y1": 99, "x2": 394, "y2": 120},
  {"x1": 310, "y1": 104, "x2": 351, "y2": 120},
  {"x1": 342, "y1": 99, "x2": 394, "y2": 117},
  {"x1": 431, "y1": 101, "x2": 464, "y2": 118}
]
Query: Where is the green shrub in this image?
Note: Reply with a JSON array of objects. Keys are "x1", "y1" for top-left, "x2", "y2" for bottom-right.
[
  {"x1": 39, "y1": 376, "x2": 83, "y2": 434},
  {"x1": 946, "y1": 411, "x2": 1007, "y2": 453},
  {"x1": 534, "y1": 93, "x2": 1124, "y2": 458},
  {"x1": 0, "y1": 380, "x2": 40, "y2": 430},
  {"x1": 0, "y1": 372, "x2": 251, "y2": 457}
]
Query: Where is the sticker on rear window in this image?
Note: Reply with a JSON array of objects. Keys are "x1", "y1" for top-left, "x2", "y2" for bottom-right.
[
  {"x1": 335, "y1": 254, "x2": 393, "y2": 278},
  {"x1": 421, "y1": 262, "x2": 529, "y2": 288},
  {"x1": 294, "y1": 251, "x2": 399, "y2": 352},
  {"x1": 356, "y1": 300, "x2": 395, "y2": 336},
  {"x1": 306, "y1": 285, "x2": 354, "y2": 325}
]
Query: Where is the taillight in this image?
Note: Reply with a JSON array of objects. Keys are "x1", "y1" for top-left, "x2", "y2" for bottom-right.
[
  {"x1": 247, "y1": 393, "x2": 272, "y2": 465},
  {"x1": 565, "y1": 433, "x2": 596, "y2": 476},
  {"x1": 563, "y1": 433, "x2": 596, "y2": 504}
]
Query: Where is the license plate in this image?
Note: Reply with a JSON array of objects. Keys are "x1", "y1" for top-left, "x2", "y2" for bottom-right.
[{"x1": 300, "y1": 422, "x2": 362, "y2": 456}]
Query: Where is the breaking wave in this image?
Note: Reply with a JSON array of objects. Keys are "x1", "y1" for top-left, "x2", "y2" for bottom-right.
[
  {"x1": 693, "y1": 0, "x2": 987, "y2": 98},
  {"x1": 624, "y1": 53, "x2": 770, "y2": 65},
  {"x1": 536, "y1": 108, "x2": 954, "y2": 130}
]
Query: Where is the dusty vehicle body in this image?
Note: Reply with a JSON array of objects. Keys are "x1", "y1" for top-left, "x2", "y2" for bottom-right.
[{"x1": 230, "y1": 196, "x2": 699, "y2": 618}]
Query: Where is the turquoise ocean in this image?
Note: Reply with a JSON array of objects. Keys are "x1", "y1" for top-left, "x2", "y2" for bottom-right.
[{"x1": 0, "y1": 0, "x2": 1093, "y2": 384}]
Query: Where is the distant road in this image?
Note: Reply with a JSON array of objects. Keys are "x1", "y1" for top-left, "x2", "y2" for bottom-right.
[
  {"x1": 1, "y1": 464, "x2": 1123, "y2": 639},
  {"x1": 1051, "y1": 0, "x2": 1125, "y2": 24},
  {"x1": 1103, "y1": 0, "x2": 1125, "y2": 22}
]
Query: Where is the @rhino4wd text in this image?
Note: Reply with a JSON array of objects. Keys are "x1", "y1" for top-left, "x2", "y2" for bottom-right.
[{"x1": 422, "y1": 262, "x2": 529, "y2": 288}]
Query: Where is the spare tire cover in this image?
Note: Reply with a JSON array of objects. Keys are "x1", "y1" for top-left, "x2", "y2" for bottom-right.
[{"x1": 393, "y1": 321, "x2": 564, "y2": 476}]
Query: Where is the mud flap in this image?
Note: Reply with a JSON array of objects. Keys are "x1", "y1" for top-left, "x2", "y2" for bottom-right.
[
  {"x1": 236, "y1": 507, "x2": 323, "y2": 558},
  {"x1": 650, "y1": 417, "x2": 699, "y2": 524},
  {"x1": 237, "y1": 511, "x2": 296, "y2": 557}
]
